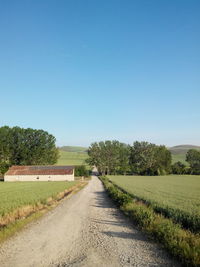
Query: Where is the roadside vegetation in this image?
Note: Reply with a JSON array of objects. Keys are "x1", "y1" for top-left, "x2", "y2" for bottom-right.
[
  {"x1": 108, "y1": 175, "x2": 200, "y2": 233},
  {"x1": 0, "y1": 181, "x2": 84, "y2": 242},
  {"x1": 74, "y1": 165, "x2": 90, "y2": 177},
  {"x1": 88, "y1": 140, "x2": 200, "y2": 265},
  {"x1": 100, "y1": 176, "x2": 200, "y2": 267},
  {"x1": 0, "y1": 181, "x2": 77, "y2": 217}
]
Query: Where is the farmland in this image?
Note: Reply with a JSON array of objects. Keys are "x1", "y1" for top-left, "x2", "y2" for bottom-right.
[
  {"x1": 56, "y1": 149, "x2": 88, "y2": 166},
  {"x1": 0, "y1": 181, "x2": 78, "y2": 217},
  {"x1": 170, "y1": 145, "x2": 200, "y2": 164},
  {"x1": 107, "y1": 175, "x2": 200, "y2": 232},
  {"x1": 171, "y1": 153, "x2": 188, "y2": 164},
  {"x1": 56, "y1": 144, "x2": 199, "y2": 166}
]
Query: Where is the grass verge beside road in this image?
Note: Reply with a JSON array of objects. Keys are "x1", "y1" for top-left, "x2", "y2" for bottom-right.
[
  {"x1": 108, "y1": 175, "x2": 200, "y2": 233},
  {"x1": 0, "y1": 181, "x2": 87, "y2": 243},
  {"x1": 100, "y1": 176, "x2": 200, "y2": 267}
]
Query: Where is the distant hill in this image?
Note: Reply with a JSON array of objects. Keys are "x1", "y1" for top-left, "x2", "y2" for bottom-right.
[
  {"x1": 58, "y1": 146, "x2": 88, "y2": 153},
  {"x1": 56, "y1": 146, "x2": 88, "y2": 166},
  {"x1": 169, "y1": 145, "x2": 200, "y2": 155},
  {"x1": 57, "y1": 144, "x2": 200, "y2": 166},
  {"x1": 169, "y1": 145, "x2": 200, "y2": 164}
]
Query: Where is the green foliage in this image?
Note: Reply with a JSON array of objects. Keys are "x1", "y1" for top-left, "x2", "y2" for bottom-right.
[
  {"x1": 170, "y1": 145, "x2": 200, "y2": 165},
  {"x1": 0, "y1": 162, "x2": 10, "y2": 176},
  {"x1": 171, "y1": 153, "x2": 188, "y2": 164},
  {"x1": 100, "y1": 176, "x2": 200, "y2": 267},
  {"x1": 0, "y1": 126, "x2": 59, "y2": 173},
  {"x1": 100, "y1": 176, "x2": 132, "y2": 207},
  {"x1": 87, "y1": 141, "x2": 130, "y2": 175},
  {"x1": 172, "y1": 161, "x2": 187, "y2": 174},
  {"x1": 75, "y1": 165, "x2": 89, "y2": 177},
  {"x1": 125, "y1": 203, "x2": 156, "y2": 228},
  {"x1": 108, "y1": 175, "x2": 200, "y2": 233},
  {"x1": 186, "y1": 149, "x2": 200, "y2": 174},
  {"x1": 0, "y1": 181, "x2": 78, "y2": 217},
  {"x1": 129, "y1": 141, "x2": 171, "y2": 175}
]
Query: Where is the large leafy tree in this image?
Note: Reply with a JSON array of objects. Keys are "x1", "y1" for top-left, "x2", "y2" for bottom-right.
[
  {"x1": 186, "y1": 149, "x2": 200, "y2": 174},
  {"x1": 171, "y1": 161, "x2": 187, "y2": 174},
  {"x1": 129, "y1": 141, "x2": 171, "y2": 175},
  {"x1": 0, "y1": 126, "x2": 59, "y2": 174},
  {"x1": 117, "y1": 143, "x2": 131, "y2": 175},
  {"x1": 87, "y1": 140, "x2": 130, "y2": 175}
]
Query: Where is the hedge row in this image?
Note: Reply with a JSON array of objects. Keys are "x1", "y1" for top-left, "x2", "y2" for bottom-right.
[
  {"x1": 110, "y1": 181, "x2": 200, "y2": 233},
  {"x1": 99, "y1": 176, "x2": 200, "y2": 267}
]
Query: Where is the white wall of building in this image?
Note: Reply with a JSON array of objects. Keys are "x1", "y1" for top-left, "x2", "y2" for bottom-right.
[{"x1": 4, "y1": 173, "x2": 74, "y2": 182}]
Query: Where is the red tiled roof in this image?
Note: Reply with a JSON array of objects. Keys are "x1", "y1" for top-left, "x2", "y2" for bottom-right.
[{"x1": 5, "y1": 166, "x2": 74, "y2": 176}]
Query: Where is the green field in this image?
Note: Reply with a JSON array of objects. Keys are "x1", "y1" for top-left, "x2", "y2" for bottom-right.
[
  {"x1": 56, "y1": 150, "x2": 88, "y2": 166},
  {"x1": 171, "y1": 153, "x2": 188, "y2": 164},
  {"x1": 107, "y1": 175, "x2": 200, "y2": 232},
  {"x1": 58, "y1": 146, "x2": 87, "y2": 153},
  {"x1": 0, "y1": 181, "x2": 78, "y2": 217},
  {"x1": 170, "y1": 145, "x2": 200, "y2": 164}
]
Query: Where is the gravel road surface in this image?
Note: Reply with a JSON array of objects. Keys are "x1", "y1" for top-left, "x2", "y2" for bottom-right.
[{"x1": 0, "y1": 176, "x2": 180, "y2": 267}]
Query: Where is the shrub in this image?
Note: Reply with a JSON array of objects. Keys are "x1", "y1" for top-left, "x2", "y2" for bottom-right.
[
  {"x1": 99, "y1": 176, "x2": 200, "y2": 267},
  {"x1": 171, "y1": 161, "x2": 187, "y2": 174},
  {"x1": 74, "y1": 165, "x2": 89, "y2": 177},
  {"x1": 0, "y1": 162, "x2": 10, "y2": 176}
]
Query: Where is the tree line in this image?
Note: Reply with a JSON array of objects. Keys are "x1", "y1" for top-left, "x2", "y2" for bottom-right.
[
  {"x1": 172, "y1": 149, "x2": 200, "y2": 175},
  {"x1": 87, "y1": 140, "x2": 200, "y2": 175},
  {"x1": 87, "y1": 140, "x2": 171, "y2": 175},
  {"x1": 0, "y1": 126, "x2": 59, "y2": 175}
]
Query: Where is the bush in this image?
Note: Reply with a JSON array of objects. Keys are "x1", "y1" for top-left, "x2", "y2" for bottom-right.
[
  {"x1": 99, "y1": 176, "x2": 200, "y2": 267},
  {"x1": 171, "y1": 161, "x2": 187, "y2": 174},
  {"x1": 74, "y1": 165, "x2": 89, "y2": 177},
  {"x1": 0, "y1": 162, "x2": 10, "y2": 176}
]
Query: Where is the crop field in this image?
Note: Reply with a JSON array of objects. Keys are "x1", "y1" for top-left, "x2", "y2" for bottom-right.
[
  {"x1": 171, "y1": 153, "x2": 188, "y2": 164},
  {"x1": 0, "y1": 181, "x2": 78, "y2": 217},
  {"x1": 56, "y1": 150, "x2": 88, "y2": 166},
  {"x1": 107, "y1": 175, "x2": 200, "y2": 232},
  {"x1": 170, "y1": 145, "x2": 200, "y2": 164}
]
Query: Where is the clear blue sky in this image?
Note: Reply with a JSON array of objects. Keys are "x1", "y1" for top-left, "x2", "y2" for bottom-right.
[{"x1": 0, "y1": 0, "x2": 199, "y2": 147}]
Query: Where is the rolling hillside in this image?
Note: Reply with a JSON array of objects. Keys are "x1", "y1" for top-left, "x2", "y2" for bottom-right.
[
  {"x1": 56, "y1": 146, "x2": 88, "y2": 166},
  {"x1": 170, "y1": 145, "x2": 200, "y2": 164},
  {"x1": 58, "y1": 146, "x2": 88, "y2": 153},
  {"x1": 56, "y1": 145, "x2": 200, "y2": 166}
]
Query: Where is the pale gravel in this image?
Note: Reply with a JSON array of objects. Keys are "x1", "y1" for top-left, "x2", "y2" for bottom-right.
[{"x1": 0, "y1": 176, "x2": 181, "y2": 267}]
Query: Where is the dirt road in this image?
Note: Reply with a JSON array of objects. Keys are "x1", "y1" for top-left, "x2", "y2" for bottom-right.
[{"x1": 0, "y1": 176, "x2": 180, "y2": 267}]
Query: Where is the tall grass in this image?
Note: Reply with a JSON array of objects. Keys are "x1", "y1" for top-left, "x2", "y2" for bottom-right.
[
  {"x1": 108, "y1": 175, "x2": 200, "y2": 233},
  {"x1": 0, "y1": 181, "x2": 78, "y2": 219},
  {"x1": 0, "y1": 181, "x2": 87, "y2": 242},
  {"x1": 100, "y1": 176, "x2": 200, "y2": 267}
]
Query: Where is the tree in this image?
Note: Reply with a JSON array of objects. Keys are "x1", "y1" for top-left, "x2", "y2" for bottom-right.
[
  {"x1": 75, "y1": 165, "x2": 89, "y2": 177},
  {"x1": 154, "y1": 145, "x2": 172, "y2": 175},
  {"x1": 0, "y1": 126, "x2": 59, "y2": 174},
  {"x1": 87, "y1": 140, "x2": 130, "y2": 175},
  {"x1": 129, "y1": 141, "x2": 171, "y2": 175},
  {"x1": 171, "y1": 161, "x2": 186, "y2": 174},
  {"x1": 117, "y1": 143, "x2": 131, "y2": 175},
  {"x1": 186, "y1": 149, "x2": 200, "y2": 174},
  {"x1": 0, "y1": 126, "x2": 12, "y2": 174}
]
